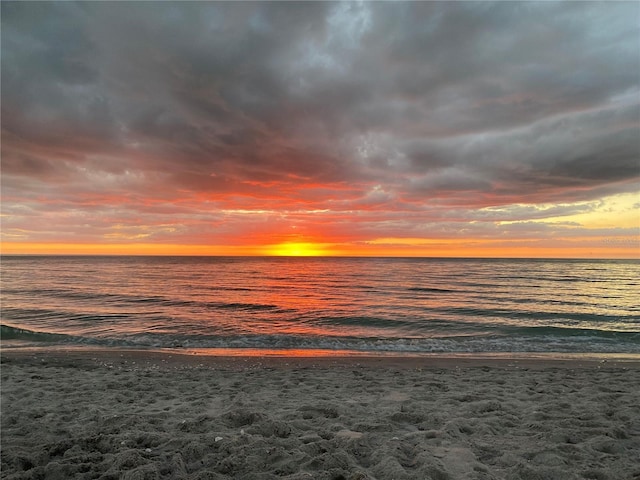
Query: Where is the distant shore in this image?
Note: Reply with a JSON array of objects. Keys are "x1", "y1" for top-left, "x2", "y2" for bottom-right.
[{"x1": 2, "y1": 348, "x2": 639, "y2": 479}]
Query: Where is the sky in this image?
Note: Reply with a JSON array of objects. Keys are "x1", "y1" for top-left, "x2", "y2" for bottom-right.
[{"x1": 1, "y1": 1, "x2": 639, "y2": 257}]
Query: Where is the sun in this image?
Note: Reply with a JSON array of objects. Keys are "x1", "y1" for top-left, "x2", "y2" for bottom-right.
[{"x1": 267, "y1": 242, "x2": 325, "y2": 256}]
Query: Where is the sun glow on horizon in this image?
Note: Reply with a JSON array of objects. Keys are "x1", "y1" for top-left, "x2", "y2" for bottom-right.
[
  {"x1": 265, "y1": 242, "x2": 329, "y2": 257},
  {"x1": 1, "y1": 236, "x2": 639, "y2": 258}
]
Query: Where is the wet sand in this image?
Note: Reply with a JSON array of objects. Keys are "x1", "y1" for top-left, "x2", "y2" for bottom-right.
[{"x1": 2, "y1": 348, "x2": 639, "y2": 479}]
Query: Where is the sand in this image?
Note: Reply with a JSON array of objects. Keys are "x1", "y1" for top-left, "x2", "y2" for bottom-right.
[{"x1": 1, "y1": 349, "x2": 639, "y2": 480}]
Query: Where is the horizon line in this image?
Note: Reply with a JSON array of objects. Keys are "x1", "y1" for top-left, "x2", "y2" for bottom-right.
[{"x1": 1, "y1": 253, "x2": 638, "y2": 261}]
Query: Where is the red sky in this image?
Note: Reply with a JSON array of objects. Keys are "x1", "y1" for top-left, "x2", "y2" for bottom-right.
[{"x1": 1, "y1": 2, "x2": 639, "y2": 257}]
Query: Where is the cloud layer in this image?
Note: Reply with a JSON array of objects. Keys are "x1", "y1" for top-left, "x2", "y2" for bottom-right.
[{"x1": 2, "y1": 1, "x2": 639, "y2": 254}]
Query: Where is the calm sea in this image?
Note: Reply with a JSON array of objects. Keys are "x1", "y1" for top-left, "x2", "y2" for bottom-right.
[{"x1": 1, "y1": 256, "x2": 639, "y2": 356}]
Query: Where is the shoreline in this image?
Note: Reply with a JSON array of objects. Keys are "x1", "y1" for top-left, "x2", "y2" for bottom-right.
[
  {"x1": 3, "y1": 347, "x2": 640, "y2": 479},
  {"x1": 2, "y1": 345, "x2": 640, "y2": 370}
]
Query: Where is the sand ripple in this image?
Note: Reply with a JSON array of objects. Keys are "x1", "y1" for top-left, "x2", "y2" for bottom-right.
[{"x1": 1, "y1": 353, "x2": 639, "y2": 479}]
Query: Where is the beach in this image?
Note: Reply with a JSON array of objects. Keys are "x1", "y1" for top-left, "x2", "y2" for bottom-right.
[{"x1": 1, "y1": 349, "x2": 639, "y2": 480}]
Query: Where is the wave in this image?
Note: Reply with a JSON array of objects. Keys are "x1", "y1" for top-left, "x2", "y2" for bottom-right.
[
  {"x1": 1, "y1": 324, "x2": 84, "y2": 344},
  {"x1": 433, "y1": 306, "x2": 639, "y2": 324},
  {"x1": 502, "y1": 325, "x2": 640, "y2": 340},
  {"x1": 407, "y1": 287, "x2": 456, "y2": 293},
  {"x1": 1, "y1": 299, "x2": 282, "y2": 323},
  {"x1": 314, "y1": 315, "x2": 417, "y2": 328},
  {"x1": 0, "y1": 287, "x2": 278, "y2": 311},
  {"x1": 3, "y1": 323, "x2": 639, "y2": 354}
]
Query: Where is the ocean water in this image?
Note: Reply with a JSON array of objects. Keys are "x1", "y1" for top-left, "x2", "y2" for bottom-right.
[{"x1": 1, "y1": 256, "x2": 639, "y2": 356}]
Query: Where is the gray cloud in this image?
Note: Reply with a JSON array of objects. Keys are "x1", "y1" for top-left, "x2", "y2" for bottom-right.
[{"x1": 1, "y1": 1, "x2": 639, "y2": 246}]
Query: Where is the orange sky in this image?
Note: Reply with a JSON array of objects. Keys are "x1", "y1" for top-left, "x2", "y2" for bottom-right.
[
  {"x1": 1, "y1": 243, "x2": 638, "y2": 258},
  {"x1": 2, "y1": 189, "x2": 638, "y2": 258},
  {"x1": 1, "y1": 2, "x2": 639, "y2": 258},
  {"x1": 1, "y1": 190, "x2": 639, "y2": 258}
]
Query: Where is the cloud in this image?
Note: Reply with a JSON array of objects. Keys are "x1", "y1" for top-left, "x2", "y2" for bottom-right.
[{"x1": 1, "y1": 1, "x2": 639, "y2": 250}]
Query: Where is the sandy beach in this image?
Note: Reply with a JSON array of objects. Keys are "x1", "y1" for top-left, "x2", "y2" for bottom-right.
[{"x1": 1, "y1": 349, "x2": 639, "y2": 480}]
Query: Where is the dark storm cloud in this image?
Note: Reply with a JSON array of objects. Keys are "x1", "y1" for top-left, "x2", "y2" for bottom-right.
[{"x1": 1, "y1": 1, "x2": 639, "y2": 245}]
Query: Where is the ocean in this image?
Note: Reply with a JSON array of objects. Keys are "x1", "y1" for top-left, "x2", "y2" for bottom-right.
[{"x1": 1, "y1": 256, "x2": 639, "y2": 357}]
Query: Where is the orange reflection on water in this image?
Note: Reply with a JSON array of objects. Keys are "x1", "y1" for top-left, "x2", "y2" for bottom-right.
[{"x1": 245, "y1": 258, "x2": 370, "y2": 338}]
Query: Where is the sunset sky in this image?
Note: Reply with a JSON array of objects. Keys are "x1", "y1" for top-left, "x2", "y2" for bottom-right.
[{"x1": 1, "y1": 1, "x2": 639, "y2": 257}]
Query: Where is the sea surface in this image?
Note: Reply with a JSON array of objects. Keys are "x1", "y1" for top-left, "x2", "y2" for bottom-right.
[{"x1": 1, "y1": 256, "x2": 639, "y2": 357}]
